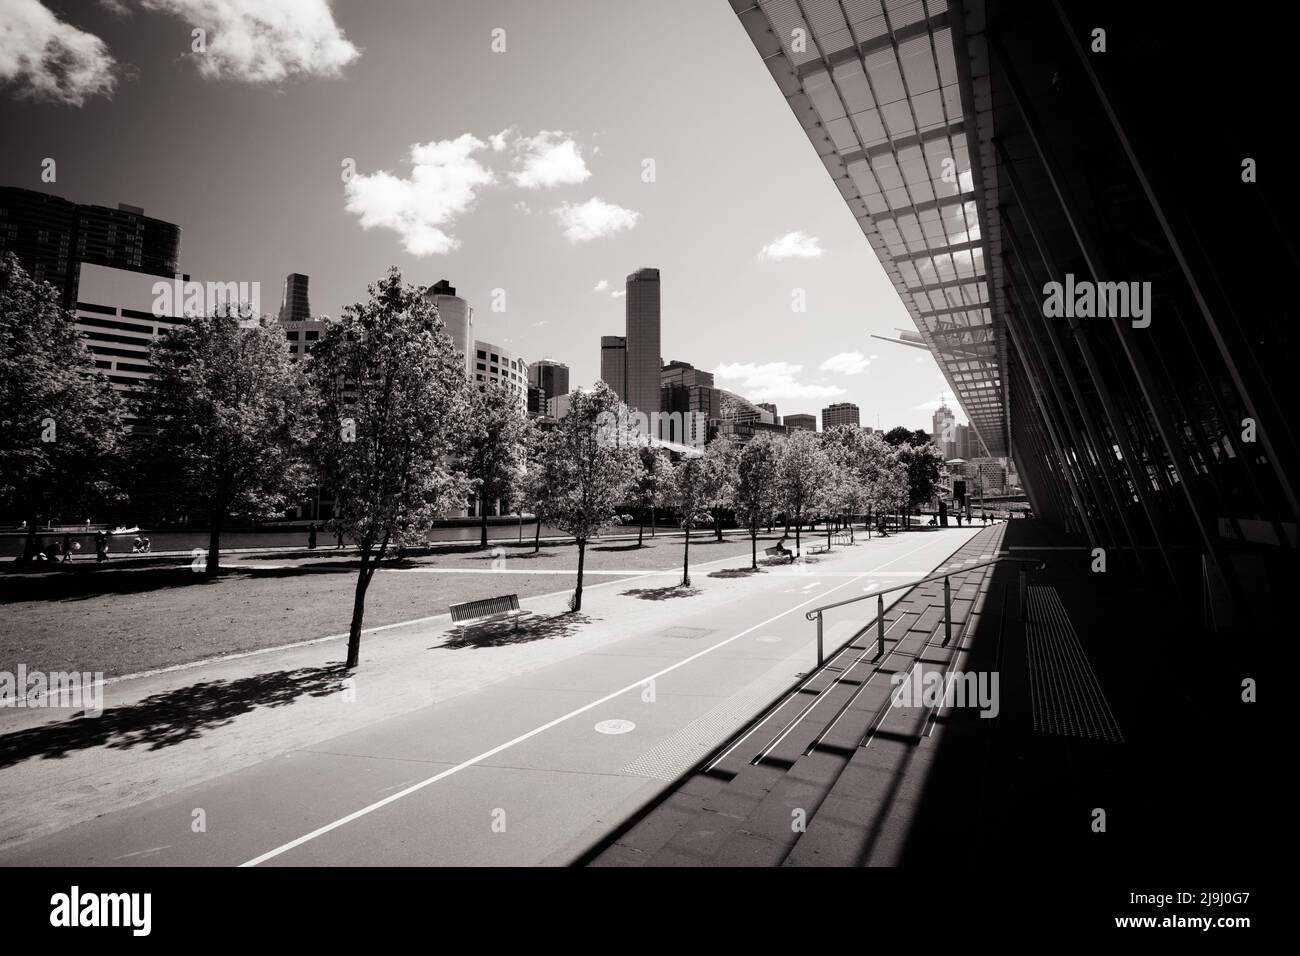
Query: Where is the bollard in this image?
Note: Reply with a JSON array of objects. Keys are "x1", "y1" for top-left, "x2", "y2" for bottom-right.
[{"x1": 943, "y1": 575, "x2": 952, "y2": 646}]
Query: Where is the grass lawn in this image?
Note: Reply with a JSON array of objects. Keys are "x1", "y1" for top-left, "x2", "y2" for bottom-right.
[{"x1": 0, "y1": 533, "x2": 776, "y2": 678}]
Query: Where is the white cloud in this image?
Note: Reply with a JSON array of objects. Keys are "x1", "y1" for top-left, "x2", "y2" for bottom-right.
[
  {"x1": 0, "y1": 0, "x2": 116, "y2": 105},
  {"x1": 593, "y1": 279, "x2": 609, "y2": 292},
  {"x1": 140, "y1": 0, "x2": 359, "y2": 82},
  {"x1": 611, "y1": 290, "x2": 625, "y2": 298},
  {"x1": 489, "y1": 127, "x2": 512, "y2": 152},
  {"x1": 509, "y1": 130, "x2": 590, "y2": 189},
  {"x1": 553, "y1": 197, "x2": 640, "y2": 243},
  {"x1": 343, "y1": 134, "x2": 494, "y2": 256},
  {"x1": 512, "y1": 200, "x2": 531, "y2": 214},
  {"x1": 819, "y1": 351, "x2": 871, "y2": 375},
  {"x1": 712, "y1": 362, "x2": 845, "y2": 402},
  {"x1": 759, "y1": 230, "x2": 823, "y2": 260}
]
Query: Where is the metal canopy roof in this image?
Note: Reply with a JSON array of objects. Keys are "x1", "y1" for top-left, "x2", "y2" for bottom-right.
[{"x1": 732, "y1": 0, "x2": 1007, "y2": 457}]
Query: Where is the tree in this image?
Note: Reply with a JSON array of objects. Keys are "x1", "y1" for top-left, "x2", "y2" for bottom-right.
[
  {"x1": 884, "y1": 425, "x2": 930, "y2": 447},
  {"x1": 666, "y1": 452, "x2": 712, "y2": 586},
  {"x1": 701, "y1": 436, "x2": 738, "y2": 542},
  {"x1": 858, "y1": 431, "x2": 906, "y2": 535},
  {"x1": 309, "y1": 268, "x2": 472, "y2": 668},
  {"x1": 145, "y1": 303, "x2": 313, "y2": 574},
  {"x1": 895, "y1": 441, "x2": 943, "y2": 527},
  {"x1": 516, "y1": 418, "x2": 558, "y2": 553},
  {"x1": 459, "y1": 381, "x2": 531, "y2": 548},
  {"x1": 819, "y1": 426, "x2": 869, "y2": 545},
  {"x1": 731, "y1": 433, "x2": 781, "y2": 569},
  {"x1": 775, "y1": 429, "x2": 831, "y2": 558},
  {"x1": 0, "y1": 254, "x2": 127, "y2": 560},
  {"x1": 544, "y1": 383, "x2": 640, "y2": 612},
  {"x1": 631, "y1": 445, "x2": 668, "y2": 546}
]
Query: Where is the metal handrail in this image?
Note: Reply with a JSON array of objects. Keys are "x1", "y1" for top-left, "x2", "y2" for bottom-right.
[{"x1": 803, "y1": 555, "x2": 1047, "y2": 666}]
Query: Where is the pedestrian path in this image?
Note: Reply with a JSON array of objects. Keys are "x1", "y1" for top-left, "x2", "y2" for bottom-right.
[{"x1": 585, "y1": 523, "x2": 1017, "y2": 866}]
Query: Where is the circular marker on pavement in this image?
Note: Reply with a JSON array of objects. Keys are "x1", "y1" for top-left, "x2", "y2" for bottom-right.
[{"x1": 595, "y1": 719, "x2": 635, "y2": 735}]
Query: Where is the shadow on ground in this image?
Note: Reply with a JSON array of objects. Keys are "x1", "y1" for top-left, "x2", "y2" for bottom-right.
[
  {"x1": 0, "y1": 664, "x2": 349, "y2": 769},
  {"x1": 620, "y1": 585, "x2": 701, "y2": 601},
  {"x1": 708, "y1": 567, "x2": 764, "y2": 579},
  {"x1": 435, "y1": 612, "x2": 591, "y2": 649}
]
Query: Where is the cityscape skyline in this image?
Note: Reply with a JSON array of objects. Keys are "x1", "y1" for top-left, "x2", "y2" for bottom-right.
[{"x1": 0, "y1": 0, "x2": 962, "y2": 433}]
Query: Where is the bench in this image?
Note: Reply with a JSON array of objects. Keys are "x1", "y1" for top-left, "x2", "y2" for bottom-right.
[
  {"x1": 449, "y1": 594, "x2": 528, "y2": 634},
  {"x1": 763, "y1": 542, "x2": 794, "y2": 562},
  {"x1": 829, "y1": 529, "x2": 852, "y2": 545}
]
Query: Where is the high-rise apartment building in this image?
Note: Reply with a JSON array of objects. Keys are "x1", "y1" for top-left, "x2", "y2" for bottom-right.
[
  {"x1": 600, "y1": 335, "x2": 626, "y2": 399},
  {"x1": 822, "y1": 402, "x2": 861, "y2": 429},
  {"x1": 425, "y1": 279, "x2": 474, "y2": 379},
  {"x1": 528, "y1": 359, "x2": 570, "y2": 403},
  {"x1": 932, "y1": 403, "x2": 957, "y2": 459},
  {"x1": 0, "y1": 186, "x2": 181, "y2": 308},
  {"x1": 624, "y1": 268, "x2": 661, "y2": 418},
  {"x1": 473, "y1": 339, "x2": 527, "y2": 403}
]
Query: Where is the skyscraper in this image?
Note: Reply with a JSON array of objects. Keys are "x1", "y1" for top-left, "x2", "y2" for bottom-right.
[
  {"x1": 932, "y1": 403, "x2": 957, "y2": 459},
  {"x1": 278, "y1": 273, "x2": 312, "y2": 323},
  {"x1": 0, "y1": 186, "x2": 181, "y2": 308},
  {"x1": 822, "y1": 402, "x2": 861, "y2": 429},
  {"x1": 425, "y1": 278, "x2": 473, "y2": 379},
  {"x1": 528, "y1": 359, "x2": 570, "y2": 403},
  {"x1": 624, "y1": 267, "x2": 661, "y2": 418},
  {"x1": 600, "y1": 335, "x2": 626, "y2": 399}
]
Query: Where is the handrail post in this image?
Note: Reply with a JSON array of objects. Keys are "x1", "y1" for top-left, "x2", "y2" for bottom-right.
[
  {"x1": 1019, "y1": 567, "x2": 1028, "y2": 623},
  {"x1": 816, "y1": 611, "x2": 823, "y2": 667},
  {"x1": 943, "y1": 575, "x2": 952, "y2": 646},
  {"x1": 876, "y1": 594, "x2": 885, "y2": 658}
]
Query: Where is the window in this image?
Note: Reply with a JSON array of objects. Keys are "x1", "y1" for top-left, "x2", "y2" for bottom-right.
[
  {"x1": 288, "y1": 331, "x2": 300, "y2": 340},
  {"x1": 305, "y1": 330, "x2": 318, "y2": 340},
  {"x1": 477, "y1": 350, "x2": 486, "y2": 359},
  {"x1": 476, "y1": 363, "x2": 486, "y2": 371},
  {"x1": 490, "y1": 353, "x2": 499, "y2": 362}
]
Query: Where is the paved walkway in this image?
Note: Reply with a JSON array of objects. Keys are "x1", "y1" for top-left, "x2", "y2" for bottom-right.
[
  {"x1": 0, "y1": 526, "x2": 981, "y2": 864},
  {"x1": 586, "y1": 522, "x2": 1013, "y2": 866}
]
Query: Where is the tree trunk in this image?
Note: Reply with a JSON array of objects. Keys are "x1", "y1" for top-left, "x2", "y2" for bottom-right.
[
  {"x1": 751, "y1": 529, "x2": 758, "y2": 570},
  {"x1": 534, "y1": 517, "x2": 541, "y2": 553},
  {"x1": 682, "y1": 522, "x2": 691, "y2": 587},
  {"x1": 715, "y1": 510, "x2": 723, "y2": 542},
  {"x1": 572, "y1": 538, "x2": 586, "y2": 612},
  {"x1": 346, "y1": 548, "x2": 372, "y2": 669},
  {"x1": 650, "y1": 507, "x2": 656, "y2": 537},
  {"x1": 794, "y1": 515, "x2": 801, "y2": 558},
  {"x1": 479, "y1": 493, "x2": 489, "y2": 549},
  {"x1": 638, "y1": 520, "x2": 644, "y2": 547},
  {"x1": 206, "y1": 518, "x2": 223, "y2": 574}
]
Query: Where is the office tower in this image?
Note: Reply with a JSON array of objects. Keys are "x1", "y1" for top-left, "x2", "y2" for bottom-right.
[
  {"x1": 528, "y1": 359, "x2": 570, "y2": 403},
  {"x1": 822, "y1": 402, "x2": 861, "y2": 429},
  {"x1": 425, "y1": 279, "x2": 474, "y2": 379},
  {"x1": 785, "y1": 413, "x2": 816, "y2": 432},
  {"x1": 72, "y1": 263, "x2": 188, "y2": 430},
  {"x1": 624, "y1": 268, "x2": 661, "y2": 417},
  {"x1": 600, "y1": 335, "x2": 626, "y2": 399},
  {"x1": 473, "y1": 339, "x2": 527, "y2": 404},
  {"x1": 0, "y1": 186, "x2": 181, "y2": 308},
  {"x1": 757, "y1": 402, "x2": 779, "y2": 424},
  {"x1": 278, "y1": 273, "x2": 312, "y2": 323},
  {"x1": 527, "y1": 385, "x2": 542, "y2": 417},
  {"x1": 660, "y1": 360, "x2": 715, "y2": 390},
  {"x1": 932, "y1": 403, "x2": 957, "y2": 458}
]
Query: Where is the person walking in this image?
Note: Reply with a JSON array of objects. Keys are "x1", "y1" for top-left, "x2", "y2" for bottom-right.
[
  {"x1": 308, "y1": 523, "x2": 318, "y2": 549},
  {"x1": 61, "y1": 533, "x2": 72, "y2": 563},
  {"x1": 95, "y1": 530, "x2": 108, "y2": 563}
]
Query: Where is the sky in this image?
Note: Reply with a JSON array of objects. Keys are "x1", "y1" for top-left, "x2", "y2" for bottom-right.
[{"x1": 0, "y1": 0, "x2": 964, "y2": 432}]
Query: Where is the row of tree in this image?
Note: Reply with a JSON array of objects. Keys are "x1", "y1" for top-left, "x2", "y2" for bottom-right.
[{"x1": 0, "y1": 256, "x2": 942, "y2": 669}]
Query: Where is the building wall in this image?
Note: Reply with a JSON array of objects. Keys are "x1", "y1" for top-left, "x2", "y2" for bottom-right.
[
  {"x1": 823, "y1": 402, "x2": 861, "y2": 429},
  {"x1": 473, "y1": 339, "x2": 527, "y2": 403},
  {"x1": 785, "y1": 413, "x2": 816, "y2": 431},
  {"x1": 528, "y1": 359, "x2": 570, "y2": 402},
  {"x1": 278, "y1": 273, "x2": 312, "y2": 324},
  {"x1": 425, "y1": 281, "x2": 473, "y2": 380},
  {"x1": 624, "y1": 268, "x2": 661, "y2": 417},
  {"x1": 600, "y1": 335, "x2": 626, "y2": 399}
]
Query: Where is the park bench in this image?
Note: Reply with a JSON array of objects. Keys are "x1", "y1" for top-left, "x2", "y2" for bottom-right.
[
  {"x1": 449, "y1": 594, "x2": 528, "y2": 635},
  {"x1": 764, "y1": 541, "x2": 794, "y2": 562}
]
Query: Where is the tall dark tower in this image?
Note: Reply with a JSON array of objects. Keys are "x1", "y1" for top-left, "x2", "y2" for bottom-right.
[
  {"x1": 624, "y1": 267, "x2": 661, "y2": 417},
  {"x1": 278, "y1": 273, "x2": 312, "y2": 324}
]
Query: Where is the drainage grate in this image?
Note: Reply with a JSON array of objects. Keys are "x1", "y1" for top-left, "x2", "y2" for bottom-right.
[{"x1": 659, "y1": 625, "x2": 713, "y2": 640}]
